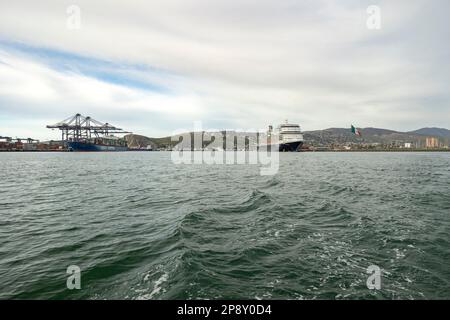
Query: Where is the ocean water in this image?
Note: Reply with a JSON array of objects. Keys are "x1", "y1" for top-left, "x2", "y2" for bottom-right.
[{"x1": 0, "y1": 152, "x2": 449, "y2": 300}]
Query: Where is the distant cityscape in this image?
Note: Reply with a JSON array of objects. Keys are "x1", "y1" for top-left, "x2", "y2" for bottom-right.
[{"x1": 299, "y1": 128, "x2": 450, "y2": 151}]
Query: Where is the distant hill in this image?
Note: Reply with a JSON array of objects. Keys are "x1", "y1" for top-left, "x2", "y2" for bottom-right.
[
  {"x1": 408, "y1": 127, "x2": 450, "y2": 139},
  {"x1": 124, "y1": 134, "x2": 163, "y2": 149},
  {"x1": 303, "y1": 127, "x2": 450, "y2": 147},
  {"x1": 126, "y1": 127, "x2": 450, "y2": 149},
  {"x1": 359, "y1": 127, "x2": 398, "y2": 135}
]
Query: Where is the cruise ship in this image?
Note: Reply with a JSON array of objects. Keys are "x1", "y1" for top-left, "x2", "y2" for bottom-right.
[{"x1": 260, "y1": 121, "x2": 304, "y2": 152}]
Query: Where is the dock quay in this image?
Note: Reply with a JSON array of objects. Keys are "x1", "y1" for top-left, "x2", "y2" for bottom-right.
[{"x1": 0, "y1": 136, "x2": 65, "y2": 152}]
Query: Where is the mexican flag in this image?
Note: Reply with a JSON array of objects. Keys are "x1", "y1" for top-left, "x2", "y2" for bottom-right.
[{"x1": 351, "y1": 125, "x2": 361, "y2": 136}]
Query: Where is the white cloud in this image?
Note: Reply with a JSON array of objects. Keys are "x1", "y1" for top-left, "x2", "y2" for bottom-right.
[
  {"x1": 0, "y1": 50, "x2": 206, "y2": 139},
  {"x1": 0, "y1": 0, "x2": 449, "y2": 140}
]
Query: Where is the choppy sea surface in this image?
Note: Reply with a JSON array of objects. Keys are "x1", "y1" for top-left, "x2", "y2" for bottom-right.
[{"x1": 0, "y1": 152, "x2": 449, "y2": 300}]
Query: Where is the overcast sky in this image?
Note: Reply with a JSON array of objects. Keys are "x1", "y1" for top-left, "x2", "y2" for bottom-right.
[{"x1": 0, "y1": 0, "x2": 449, "y2": 140}]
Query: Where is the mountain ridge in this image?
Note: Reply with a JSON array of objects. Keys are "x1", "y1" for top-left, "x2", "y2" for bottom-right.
[
  {"x1": 407, "y1": 127, "x2": 450, "y2": 138},
  {"x1": 125, "y1": 127, "x2": 450, "y2": 149},
  {"x1": 303, "y1": 127, "x2": 450, "y2": 147}
]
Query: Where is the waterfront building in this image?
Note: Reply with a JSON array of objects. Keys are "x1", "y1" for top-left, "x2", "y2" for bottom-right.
[{"x1": 426, "y1": 137, "x2": 439, "y2": 148}]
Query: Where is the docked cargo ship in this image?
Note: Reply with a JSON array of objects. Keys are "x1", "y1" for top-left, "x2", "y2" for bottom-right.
[
  {"x1": 47, "y1": 114, "x2": 131, "y2": 152},
  {"x1": 67, "y1": 136, "x2": 129, "y2": 152},
  {"x1": 260, "y1": 121, "x2": 304, "y2": 152}
]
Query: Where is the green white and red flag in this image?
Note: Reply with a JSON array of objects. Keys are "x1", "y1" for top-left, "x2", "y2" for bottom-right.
[{"x1": 351, "y1": 125, "x2": 361, "y2": 136}]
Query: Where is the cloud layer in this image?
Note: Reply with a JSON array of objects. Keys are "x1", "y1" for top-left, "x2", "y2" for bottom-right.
[{"x1": 0, "y1": 0, "x2": 449, "y2": 139}]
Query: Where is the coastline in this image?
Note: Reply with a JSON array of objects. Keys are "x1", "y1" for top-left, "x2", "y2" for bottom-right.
[{"x1": 1, "y1": 149, "x2": 449, "y2": 153}]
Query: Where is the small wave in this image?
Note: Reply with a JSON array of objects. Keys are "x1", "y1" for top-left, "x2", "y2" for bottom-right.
[
  {"x1": 137, "y1": 272, "x2": 169, "y2": 300},
  {"x1": 311, "y1": 204, "x2": 356, "y2": 228},
  {"x1": 261, "y1": 177, "x2": 281, "y2": 189},
  {"x1": 208, "y1": 189, "x2": 272, "y2": 214}
]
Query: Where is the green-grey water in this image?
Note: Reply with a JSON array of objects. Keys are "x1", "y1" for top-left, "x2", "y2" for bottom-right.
[{"x1": 0, "y1": 152, "x2": 449, "y2": 299}]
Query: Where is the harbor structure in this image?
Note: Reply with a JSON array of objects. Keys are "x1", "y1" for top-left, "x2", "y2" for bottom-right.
[
  {"x1": 47, "y1": 114, "x2": 131, "y2": 151},
  {"x1": 0, "y1": 136, "x2": 55, "y2": 151}
]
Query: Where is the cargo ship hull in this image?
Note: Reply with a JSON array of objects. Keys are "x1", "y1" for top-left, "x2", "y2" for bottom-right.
[{"x1": 67, "y1": 142, "x2": 128, "y2": 152}]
